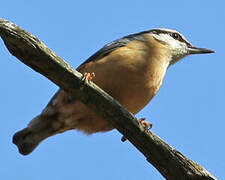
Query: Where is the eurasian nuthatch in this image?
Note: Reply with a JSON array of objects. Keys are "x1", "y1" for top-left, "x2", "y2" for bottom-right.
[{"x1": 13, "y1": 28, "x2": 214, "y2": 155}]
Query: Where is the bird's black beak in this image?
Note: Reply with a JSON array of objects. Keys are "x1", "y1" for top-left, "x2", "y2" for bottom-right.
[{"x1": 188, "y1": 46, "x2": 215, "y2": 54}]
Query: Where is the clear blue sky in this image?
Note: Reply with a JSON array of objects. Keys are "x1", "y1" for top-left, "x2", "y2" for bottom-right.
[{"x1": 0, "y1": 1, "x2": 224, "y2": 179}]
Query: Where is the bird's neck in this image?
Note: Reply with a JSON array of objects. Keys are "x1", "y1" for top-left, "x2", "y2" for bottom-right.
[{"x1": 142, "y1": 46, "x2": 171, "y2": 93}]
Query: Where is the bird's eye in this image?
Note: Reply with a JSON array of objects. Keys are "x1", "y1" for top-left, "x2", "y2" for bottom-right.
[
  {"x1": 152, "y1": 30, "x2": 158, "y2": 34},
  {"x1": 171, "y1": 33, "x2": 180, "y2": 40}
]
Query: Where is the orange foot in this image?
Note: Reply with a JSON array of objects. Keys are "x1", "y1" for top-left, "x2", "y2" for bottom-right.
[
  {"x1": 121, "y1": 118, "x2": 152, "y2": 142},
  {"x1": 80, "y1": 72, "x2": 95, "y2": 89},
  {"x1": 139, "y1": 118, "x2": 152, "y2": 130},
  {"x1": 84, "y1": 72, "x2": 95, "y2": 81}
]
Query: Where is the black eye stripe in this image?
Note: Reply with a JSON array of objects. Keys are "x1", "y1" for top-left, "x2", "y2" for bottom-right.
[
  {"x1": 138, "y1": 29, "x2": 192, "y2": 46},
  {"x1": 151, "y1": 29, "x2": 186, "y2": 43}
]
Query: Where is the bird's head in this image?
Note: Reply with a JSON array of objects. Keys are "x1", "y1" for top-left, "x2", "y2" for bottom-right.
[{"x1": 145, "y1": 28, "x2": 215, "y2": 65}]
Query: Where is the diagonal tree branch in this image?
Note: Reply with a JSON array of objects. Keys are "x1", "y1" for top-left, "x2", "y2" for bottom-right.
[{"x1": 0, "y1": 18, "x2": 217, "y2": 180}]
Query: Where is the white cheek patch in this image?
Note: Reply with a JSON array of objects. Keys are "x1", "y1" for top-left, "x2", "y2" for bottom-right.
[
  {"x1": 152, "y1": 33, "x2": 189, "y2": 64},
  {"x1": 153, "y1": 34, "x2": 188, "y2": 54},
  {"x1": 153, "y1": 34, "x2": 178, "y2": 48}
]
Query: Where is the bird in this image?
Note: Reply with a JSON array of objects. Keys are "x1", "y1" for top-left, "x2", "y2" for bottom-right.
[{"x1": 12, "y1": 28, "x2": 214, "y2": 155}]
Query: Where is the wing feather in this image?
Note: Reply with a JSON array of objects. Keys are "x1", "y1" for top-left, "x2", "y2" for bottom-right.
[{"x1": 77, "y1": 31, "x2": 147, "y2": 69}]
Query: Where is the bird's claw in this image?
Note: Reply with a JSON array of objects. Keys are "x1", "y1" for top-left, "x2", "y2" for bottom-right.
[
  {"x1": 121, "y1": 118, "x2": 152, "y2": 142},
  {"x1": 83, "y1": 72, "x2": 95, "y2": 81},
  {"x1": 80, "y1": 72, "x2": 95, "y2": 90},
  {"x1": 139, "y1": 118, "x2": 152, "y2": 130}
]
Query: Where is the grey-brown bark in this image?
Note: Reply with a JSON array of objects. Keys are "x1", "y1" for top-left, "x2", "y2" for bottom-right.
[{"x1": 0, "y1": 18, "x2": 217, "y2": 180}]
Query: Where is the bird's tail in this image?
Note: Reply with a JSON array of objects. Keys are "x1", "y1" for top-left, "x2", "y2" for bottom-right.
[{"x1": 12, "y1": 115, "x2": 55, "y2": 155}]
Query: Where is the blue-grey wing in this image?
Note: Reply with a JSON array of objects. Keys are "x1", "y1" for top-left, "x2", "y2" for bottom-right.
[{"x1": 77, "y1": 31, "x2": 147, "y2": 69}]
